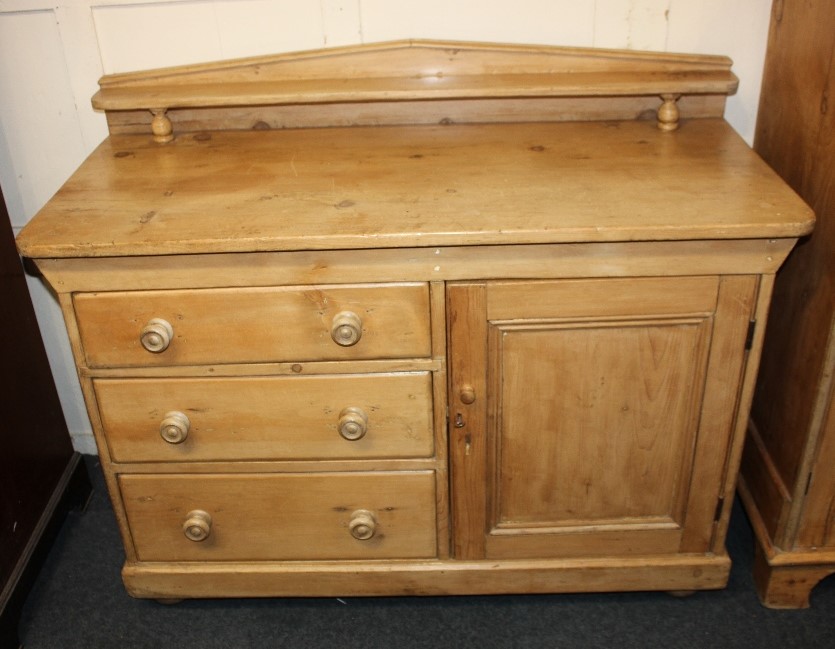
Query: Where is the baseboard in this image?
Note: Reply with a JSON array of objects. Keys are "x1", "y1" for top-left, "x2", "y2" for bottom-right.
[
  {"x1": 0, "y1": 453, "x2": 91, "y2": 649},
  {"x1": 70, "y1": 432, "x2": 98, "y2": 456}
]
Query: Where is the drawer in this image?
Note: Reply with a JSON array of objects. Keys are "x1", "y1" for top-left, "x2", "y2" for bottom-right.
[
  {"x1": 119, "y1": 472, "x2": 438, "y2": 561},
  {"x1": 74, "y1": 283, "x2": 430, "y2": 368},
  {"x1": 95, "y1": 372, "x2": 434, "y2": 462}
]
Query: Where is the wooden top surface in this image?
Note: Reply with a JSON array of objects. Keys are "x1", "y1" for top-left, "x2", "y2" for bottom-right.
[{"x1": 17, "y1": 118, "x2": 814, "y2": 259}]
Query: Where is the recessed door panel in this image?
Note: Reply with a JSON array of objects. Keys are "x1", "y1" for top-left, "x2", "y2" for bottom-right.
[{"x1": 493, "y1": 318, "x2": 710, "y2": 531}]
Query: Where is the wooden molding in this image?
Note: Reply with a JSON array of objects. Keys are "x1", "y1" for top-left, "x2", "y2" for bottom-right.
[{"x1": 92, "y1": 39, "x2": 739, "y2": 135}]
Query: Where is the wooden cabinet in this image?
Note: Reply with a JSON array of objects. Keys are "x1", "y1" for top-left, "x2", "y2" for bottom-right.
[
  {"x1": 16, "y1": 40, "x2": 813, "y2": 600},
  {"x1": 738, "y1": 0, "x2": 835, "y2": 609}
]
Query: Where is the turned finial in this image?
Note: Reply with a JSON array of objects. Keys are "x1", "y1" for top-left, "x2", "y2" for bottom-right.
[
  {"x1": 657, "y1": 94, "x2": 681, "y2": 131},
  {"x1": 150, "y1": 108, "x2": 174, "y2": 143}
]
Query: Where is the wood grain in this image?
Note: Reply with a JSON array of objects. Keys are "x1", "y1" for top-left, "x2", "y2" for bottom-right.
[
  {"x1": 103, "y1": 95, "x2": 728, "y2": 134},
  {"x1": 120, "y1": 553, "x2": 732, "y2": 599},
  {"x1": 17, "y1": 120, "x2": 813, "y2": 259},
  {"x1": 749, "y1": 0, "x2": 835, "y2": 545},
  {"x1": 73, "y1": 283, "x2": 430, "y2": 368},
  {"x1": 91, "y1": 39, "x2": 737, "y2": 118},
  {"x1": 119, "y1": 471, "x2": 437, "y2": 561},
  {"x1": 33, "y1": 239, "x2": 798, "y2": 294},
  {"x1": 447, "y1": 283, "x2": 488, "y2": 559},
  {"x1": 740, "y1": 0, "x2": 835, "y2": 609},
  {"x1": 95, "y1": 372, "x2": 433, "y2": 463}
]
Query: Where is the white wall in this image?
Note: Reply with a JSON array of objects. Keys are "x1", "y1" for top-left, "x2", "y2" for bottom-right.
[{"x1": 0, "y1": 0, "x2": 773, "y2": 454}]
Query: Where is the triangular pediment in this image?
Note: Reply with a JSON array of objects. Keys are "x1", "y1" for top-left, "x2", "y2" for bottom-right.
[{"x1": 93, "y1": 39, "x2": 737, "y2": 111}]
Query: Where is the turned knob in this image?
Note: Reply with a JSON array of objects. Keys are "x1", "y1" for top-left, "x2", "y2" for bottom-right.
[
  {"x1": 338, "y1": 407, "x2": 368, "y2": 441},
  {"x1": 657, "y1": 93, "x2": 681, "y2": 131},
  {"x1": 459, "y1": 385, "x2": 476, "y2": 405},
  {"x1": 183, "y1": 510, "x2": 212, "y2": 542},
  {"x1": 349, "y1": 509, "x2": 377, "y2": 541},
  {"x1": 331, "y1": 311, "x2": 363, "y2": 347},
  {"x1": 160, "y1": 411, "x2": 190, "y2": 444},
  {"x1": 140, "y1": 318, "x2": 173, "y2": 353},
  {"x1": 150, "y1": 108, "x2": 174, "y2": 144}
]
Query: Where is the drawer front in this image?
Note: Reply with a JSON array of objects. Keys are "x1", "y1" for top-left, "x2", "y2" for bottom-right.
[
  {"x1": 74, "y1": 283, "x2": 430, "y2": 368},
  {"x1": 120, "y1": 472, "x2": 437, "y2": 561},
  {"x1": 95, "y1": 372, "x2": 434, "y2": 462}
]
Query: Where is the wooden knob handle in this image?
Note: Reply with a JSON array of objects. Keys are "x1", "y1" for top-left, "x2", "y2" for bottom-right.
[
  {"x1": 183, "y1": 510, "x2": 212, "y2": 542},
  {"x1": 338, "y1": 407, "x2": 368, "y2": 441},
  {"x1": 331, "y1": 311, "x2": 362, "y2": 347},
  {"x1": 140, "y1": 318, "x2": 173, "y2": 353},
  {"x1": 349, "y1": 509, "x2": 377, "y2": 541},
  {"x1": 459, "y1": 385, "x2": 476, "y2": 404},
  {"x1": 160, "y1": 411, "x2": 190, "y2": 444}
]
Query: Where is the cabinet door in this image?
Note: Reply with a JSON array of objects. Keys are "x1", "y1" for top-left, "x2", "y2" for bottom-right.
[{"x1": 448, "y1": 276, "x2": 756, "y2": 560}]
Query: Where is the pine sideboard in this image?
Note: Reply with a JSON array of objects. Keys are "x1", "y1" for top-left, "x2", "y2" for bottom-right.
[{"x1": 16, "y1": 40, "x2": 813, "y2": 600}]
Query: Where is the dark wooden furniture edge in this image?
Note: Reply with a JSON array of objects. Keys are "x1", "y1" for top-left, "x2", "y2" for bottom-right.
[{"x1": 0, "y1": 455, "x2": 91, "y2": 649}]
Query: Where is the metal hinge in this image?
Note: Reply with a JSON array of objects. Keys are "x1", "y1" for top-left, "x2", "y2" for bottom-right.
[
  {"x1": 745, "y1": 320, "x2": 757, "y2": 351},
  {"x1": 714, "y1": 496, "x2": 725, "y2": 523}
]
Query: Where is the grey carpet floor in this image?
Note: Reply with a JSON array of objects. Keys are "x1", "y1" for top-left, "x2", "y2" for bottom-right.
[{"x1": 18, "y1": 456, "x2": 835, "y2": 648}]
